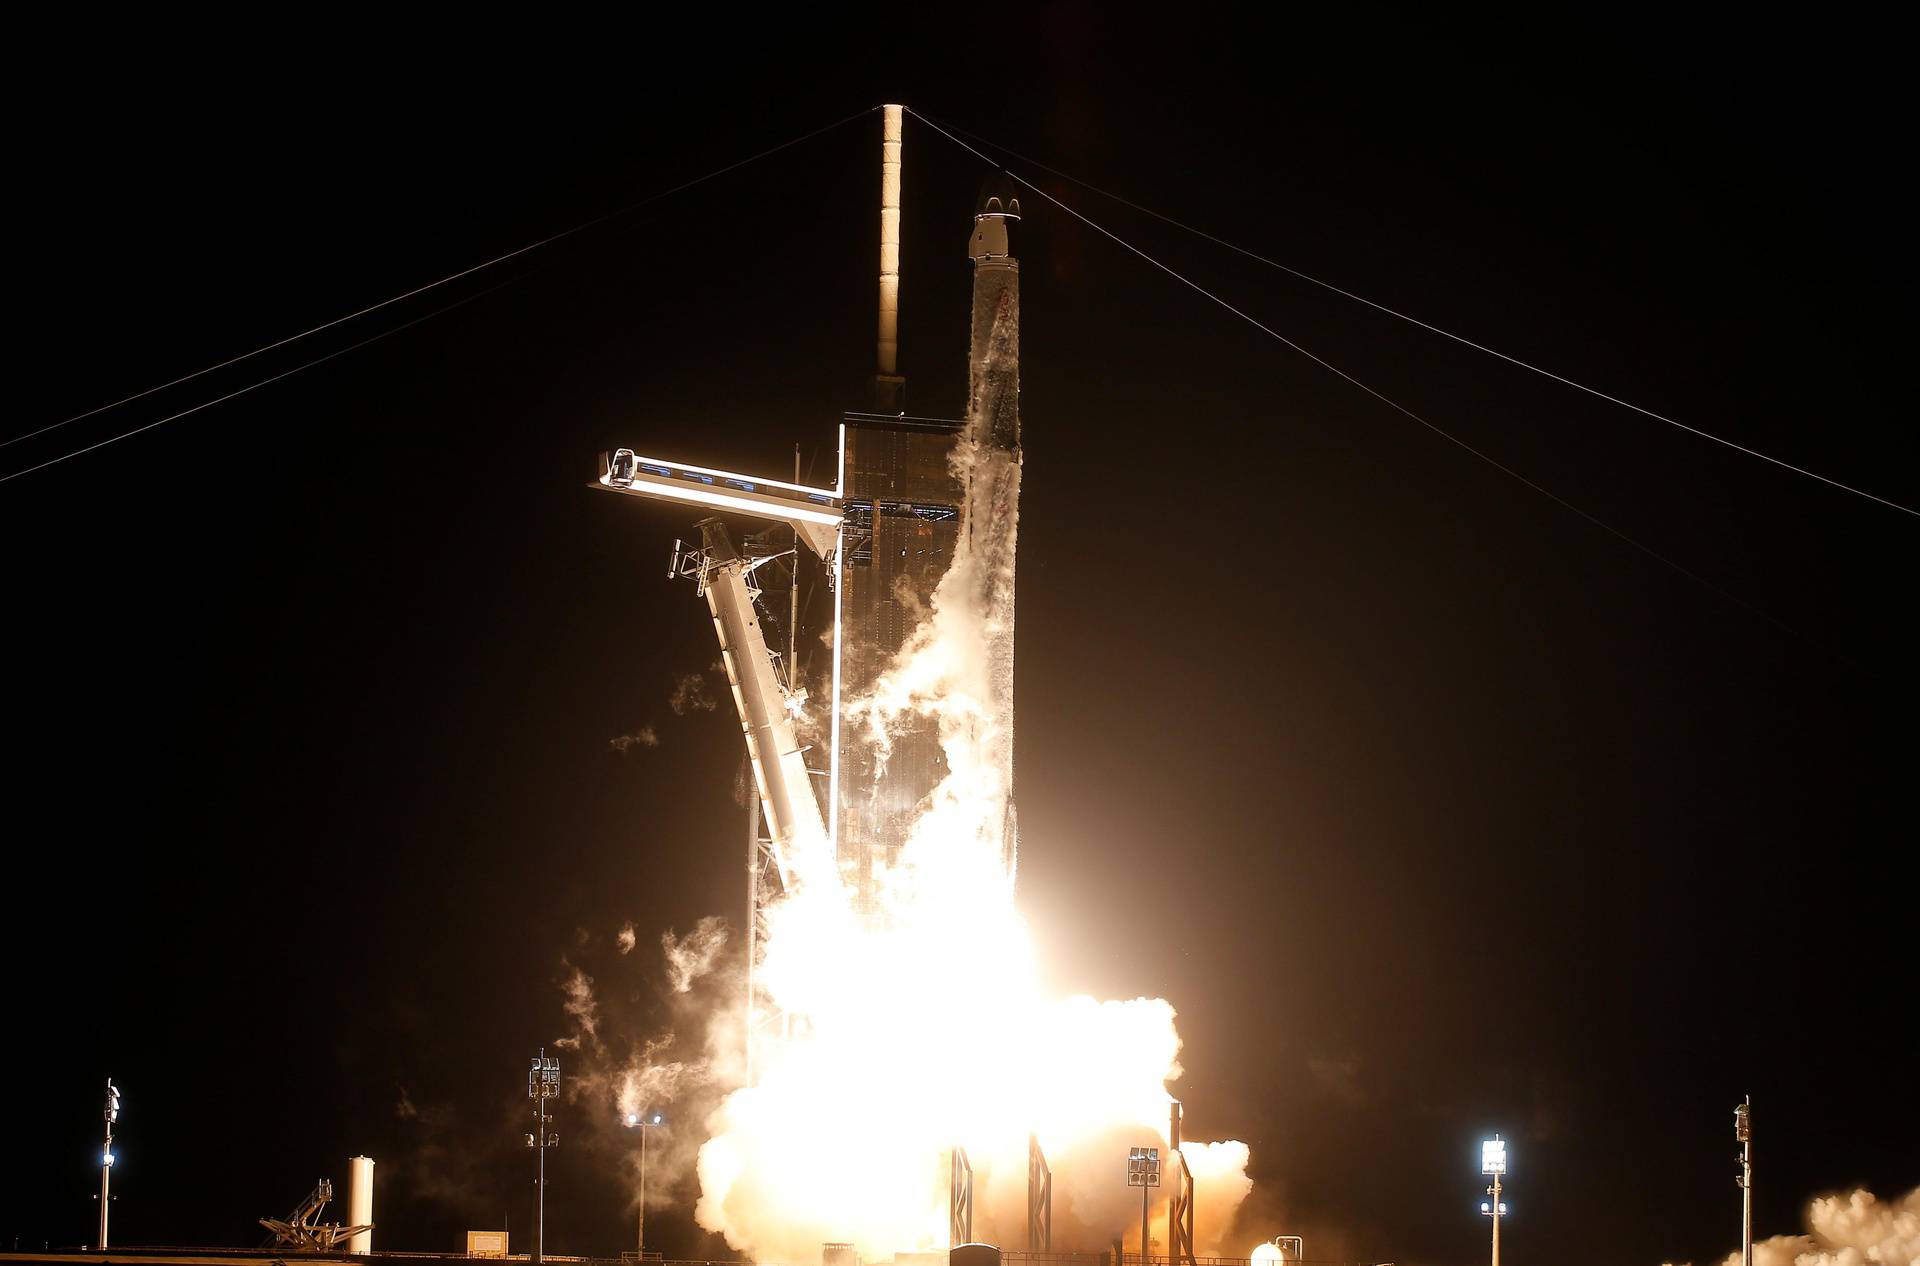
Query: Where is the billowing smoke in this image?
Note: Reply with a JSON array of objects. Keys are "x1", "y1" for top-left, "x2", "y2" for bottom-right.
[
  {"x1": 688, "y1": 424, "x2": 1255, "y2": 1262},
  {"x1": 663, "y1": 916, "x2": 729, "y2": 993},
  {"x1": 612, "y1": 664, "x2": 736, "y2": 754},
  {"x1": 612, "y1": 727, "x2": 661, "y2": 752},
  {"x1": 554, "y1": 962, "x2": 599, "y2": 1049},
  {"x1": 1669, "y1": 1186, "x2": 1920, "y2": 1266},
  {"x1": 672, "y1": 672, "x2": 720, "y2": 715},
  {"x1": 545, "y1": 923, "x2": 746, "y2": 1223}
]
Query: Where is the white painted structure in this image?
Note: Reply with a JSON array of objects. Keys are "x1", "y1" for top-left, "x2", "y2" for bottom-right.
[{"x1": 347, "y1": 1155, "x2": 374, "y2": 1254}]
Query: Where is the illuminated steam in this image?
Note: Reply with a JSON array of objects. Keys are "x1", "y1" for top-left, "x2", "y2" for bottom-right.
[
  {"x1": 554, "y1": 963, "x2": 600, "y2": 1049},
  {"x1": 672, "y1": 671, "x2": 721, "y2": 715},
  {"x1": 1671, "y1": 1186, "x2": 1920, "y2": 1266},
  {"x1": 663, "y1": 916, "x2": 730, "y2": 994},
  {"x1": 685, "y1": 433, "x2": 1255, "y2": 1262},
  {"x1": 546, "y1": 922, "x2": 749, "y2": 1223},
  {"x1": 612, "y1": 727, "x2": 661, "y2": 752}
]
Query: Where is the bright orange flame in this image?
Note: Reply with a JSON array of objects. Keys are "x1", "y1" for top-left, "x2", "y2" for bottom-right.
[{"x1": 693, "y1": 444, "x2": 1253, "y2": 1263}]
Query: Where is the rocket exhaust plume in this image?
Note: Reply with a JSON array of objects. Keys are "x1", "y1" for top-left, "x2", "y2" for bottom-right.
[
  {"x1": 692, "y1": 496, "x2": 1255, "y2": 1258},
  {"x1": 684, "y1": 195, "x2": 1253, "y2": 1263},
  {"x1": 589, "y1": 131, "x2": 1254, "y2": 1262}
]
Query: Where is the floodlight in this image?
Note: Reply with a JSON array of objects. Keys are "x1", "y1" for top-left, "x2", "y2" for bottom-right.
[
  {"x1": 626, "y1": 1112, "x2": 639, "y2": 1126},
  {"x1": 103, "y1": 1149, "x2": 114, "y2": 1166},
  {"x1": 1481, "y1": 1137, "x2": 1508, "y2": 1175},
  {"x1": 1126, "y1": 1145, "x2": 1162, "y2": 1187}
]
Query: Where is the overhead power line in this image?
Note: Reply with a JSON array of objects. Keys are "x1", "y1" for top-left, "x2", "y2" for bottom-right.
[
  {"x1": 1, "y1": 280, "x2": 521, "y2": 484},
  {"x1": 9, "y1": 107, "x2": 878, "y2": 452},
  {"x1": 908, "y1": 108, "x2": 1790, "y2": 631},
  {"x1": 912, "y1": 111, "x2": 1915, "y2": 520}
]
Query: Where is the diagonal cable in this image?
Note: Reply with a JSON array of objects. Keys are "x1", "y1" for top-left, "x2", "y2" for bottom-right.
[
  {"x1": 912, "y1": 110, "x2": 1913, "y2": 519},
  {"x1": 10, "y1": 107, "x2": 878, "y2": 451},
  {"x1": 909, "y1": 108, "x2": 1791, "y2": 631},
  {"x1": 2, "y1": 278, "x2": 522, "y2": 484}
]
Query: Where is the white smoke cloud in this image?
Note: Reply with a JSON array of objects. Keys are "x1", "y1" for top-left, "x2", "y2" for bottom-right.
[
  {"x1": 553, "y1": 962, "x2": 599, "y2": 1049},
  {"x1": 542, "y1": 918, "x2": 745, "y2": 1221},
  {"x1": 612, "y1": 727, "x2": 661, "y2": 752},
  {"x1": 613, "y1": 1035, "x2": 712, "y2": 1119},
  {"x1": 689, "y1": 402, "x2": 1255, "y2": 1262},
  {"x1": 663, "y1": 916, "x2": 729, "y2": 993},
  {"x1": 671, "y1": 672, "x2": 719, "y2": 715},
  {"x1": 1668, "y1": 1186, "x2": 1919, "y2": 1266}
]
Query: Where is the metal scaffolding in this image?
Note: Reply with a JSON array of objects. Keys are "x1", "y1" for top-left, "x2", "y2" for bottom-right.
[
  {"x1": 951, "y1": 1146, "x2": 974, "y2": 1246},
  {"x1": 1029, "y1": 1134, "x2": 1053, "y2": 1251}
]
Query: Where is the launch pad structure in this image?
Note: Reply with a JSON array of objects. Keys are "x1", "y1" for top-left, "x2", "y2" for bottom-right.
[
  {"x1": 593, "y1": 107, "x2": 1199, "y2": 1265},
  {"x1": 593, "y1": 100, "x2": 1022, "y2": 974}
]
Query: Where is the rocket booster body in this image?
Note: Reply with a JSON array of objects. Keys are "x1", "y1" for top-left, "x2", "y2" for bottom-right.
[
  {"x1": 962, "y1": 192, "x2": 1023, "y2": 878},
  {"x1": 967, "y1": 199, "x2": 1021, "y2": 454}
]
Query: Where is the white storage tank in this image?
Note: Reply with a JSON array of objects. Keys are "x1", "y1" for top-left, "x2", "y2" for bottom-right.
[{"x1": 347, "y1": 1155, "x2": 374, "y2": 1253}]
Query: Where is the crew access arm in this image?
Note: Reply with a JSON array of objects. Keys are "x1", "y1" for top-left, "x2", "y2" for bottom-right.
[{"x1": 594, "y1": 450, "x2": 839, "y2": 882}]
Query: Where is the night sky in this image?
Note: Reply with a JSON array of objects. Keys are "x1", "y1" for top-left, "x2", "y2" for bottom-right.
[{"x1": 7, "y1": 11, "x2": 1912, "y2": 1266}]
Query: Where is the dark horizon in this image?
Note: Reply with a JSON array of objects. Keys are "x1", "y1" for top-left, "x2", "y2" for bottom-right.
[{"x1": 6, "y1": 11, "x2": 1912, "y2": 1266}]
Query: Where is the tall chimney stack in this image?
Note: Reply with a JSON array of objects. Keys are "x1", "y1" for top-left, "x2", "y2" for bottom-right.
[{"x1": 875, "y1": 104, "x2": 906, "y2": 413}]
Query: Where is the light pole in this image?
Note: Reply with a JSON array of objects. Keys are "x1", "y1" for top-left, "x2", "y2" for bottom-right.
[
  {"x1": 1736, "y1": 1098, "x2": 1753, "y2": 1266},
  {"x1": 527, "y1": 1052, "x2": 560, "y2": 1266},
  {"x1": 1480, "y1": 1136, "x2": 1509, "y2": 1266},
  {"x1": 623, "y1": 1110, "x2": 665, "y2": 1259},
  {"x1": 98, "y1": 1080, "x2": 120, "y2": 1250},
  {"x1": 1127, "y1": 1146, "x2": 1161, "y2": 1265}
]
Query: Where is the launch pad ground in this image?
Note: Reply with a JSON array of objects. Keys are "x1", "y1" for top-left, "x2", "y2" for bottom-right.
[
  {"x1": 0, "y1": 1252, "x2": 1259, "y2": 1266},
  {"x1": 0, "y1": 1253, "x2": 754, "y2": 1266},
  {"x1": 0, "y1": 1253, "x2": 737, "y2": 1266}
]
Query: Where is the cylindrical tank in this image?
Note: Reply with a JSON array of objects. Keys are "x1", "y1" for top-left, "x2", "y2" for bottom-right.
[{"x1": 347, "y1": 1155, "x2": 374, "y2": 1253}]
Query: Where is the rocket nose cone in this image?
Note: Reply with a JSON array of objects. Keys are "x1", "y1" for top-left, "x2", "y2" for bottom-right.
[
  {"x1": 970, "y1": 176, "x2": 1020, "y2": 261},
  {"x1": 976, "y1": 174, "x2": 1023, "y2": 220}
]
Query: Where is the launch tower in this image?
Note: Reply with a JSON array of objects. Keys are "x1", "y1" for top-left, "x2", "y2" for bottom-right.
[{"x1": 592, "y1": 105, "x2": 1023, "y2": 1049}]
